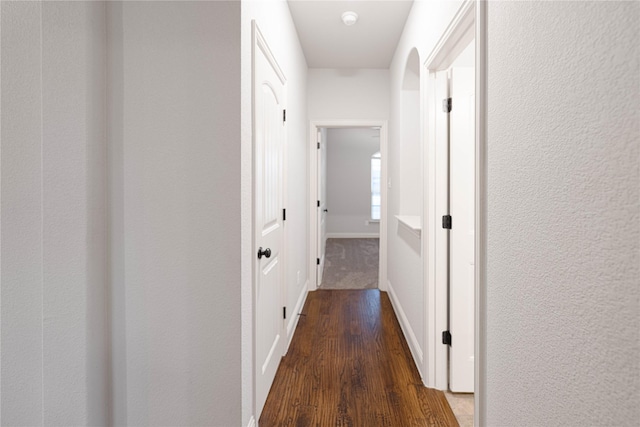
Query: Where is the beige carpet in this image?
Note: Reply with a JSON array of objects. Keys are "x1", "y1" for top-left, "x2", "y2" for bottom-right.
[{"x1": 319, "y1": 238, "x2": 379, "y2": 289}]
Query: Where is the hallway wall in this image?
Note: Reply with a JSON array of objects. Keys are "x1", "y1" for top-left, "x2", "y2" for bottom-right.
[
  {"x1": 326, "y1": 128, "x2": 380, "y2": 237},
  {"x1": 1, "y1": 1, "x2": 108, "y2": 425},
  {"x1": 241, "y1": 1, "x2": 309, "y2": 425},
  {"x1": 2, "y1": 1, "x2": 305, "y2": 425},
  {"x1": 308, "y1": 69, "x2": 389, "y2": 120},
  {"x1": 485, "y1": 1, "x2": 639, "y2": 425},
  {"x1": 107, "y1": 2, "x2": 242, "y2": 425}
]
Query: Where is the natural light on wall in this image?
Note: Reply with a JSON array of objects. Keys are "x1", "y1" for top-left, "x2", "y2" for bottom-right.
[{"x1": 371, "y1": 152, "x2": 381, "y2": 220}]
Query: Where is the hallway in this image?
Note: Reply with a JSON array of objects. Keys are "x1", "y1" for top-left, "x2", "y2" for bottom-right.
[
  {"x1": 0, "y1": 1, "x2": 637, "y2": 425},
  {"x1": 259, "y1": 289, "x2": 458, "y2": 426}
]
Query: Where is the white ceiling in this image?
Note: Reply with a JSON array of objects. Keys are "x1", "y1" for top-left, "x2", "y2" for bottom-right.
[{"x1": 287, "y1": 0, "x2": 414, "y2": 69}]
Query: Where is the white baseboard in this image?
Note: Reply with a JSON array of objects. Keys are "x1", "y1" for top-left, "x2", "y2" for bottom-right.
[
  {"x1": 386, "y1": 280, "x2": 424, "y2": 378},
  {"x1": 247, "y1": 415, "x2": 256, "y2": 427},
  {"x1": 326, "y1": 232, "x2": 380, "y2": 239},
  {"x1": 285, "y1": 280, "x2": 309, "y2": 351}
]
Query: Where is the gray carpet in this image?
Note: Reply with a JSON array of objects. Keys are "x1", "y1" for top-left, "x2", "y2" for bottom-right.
[{"x1": 319, "y1": 238, "x2": 379, "y2": 289}]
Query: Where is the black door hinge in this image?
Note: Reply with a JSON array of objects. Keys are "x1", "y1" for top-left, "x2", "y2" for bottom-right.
[
  {"x1": 317, "y1": 258, "x2": 320, "y2": 265},
  {"x1": 317, "y1": 200, "x2": 320, "y2": 207},
  {"x1": 442, "y1": 330, "x2": 452, "y2": 346},
  {"x1": 443, "y1": 98, "x2": 452, "y2": 113},
  {"x1": 283, "y1": 109, "x2": 286, "y2": 123},
  {"x1": 283, "y1": 208, "x2": 286, "y2": 221},
  {"x1": 317, "y1": 142, "x2": 320, "y2": 149},
  {"x1": 442, "y1": 215, "x2": 452, "y2": 229},
  {"x1": 283, "y1": 307, "x2": 286, "y2": 319}
]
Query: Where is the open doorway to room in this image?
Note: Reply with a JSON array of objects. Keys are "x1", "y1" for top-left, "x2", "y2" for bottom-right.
[
  {"x1": 309, "y1": 122, "x2": 388, "y2": 292},
  {"x1": 424, "y1": 2, "x2": 477, "y2": 426},
  {"x1": 317, "y1": 127, "x2": 381, "y2": 290}
]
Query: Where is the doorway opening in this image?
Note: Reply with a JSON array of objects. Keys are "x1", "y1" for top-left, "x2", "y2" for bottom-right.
[
  {"x1": 309, "y1": 121, "x2": 388, "y2": 293},
  {"x1": 423, "y1": 1, "x2": 478, "y2": 426},
  {"x1": 317, "y1": 127, "x2": 381, "y2": 290}
]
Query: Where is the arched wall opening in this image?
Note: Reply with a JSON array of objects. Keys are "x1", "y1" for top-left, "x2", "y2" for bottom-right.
[{"x1": 400, "y1": 48, "x2": 421, "y2": 217}]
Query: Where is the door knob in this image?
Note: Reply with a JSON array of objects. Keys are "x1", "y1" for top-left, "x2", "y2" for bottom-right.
[
  {"x1": 323, "y1": 209, "x2": 328, "y2": 212},
  {"x1": 257, "y1": 247, "x2": 272, "y2": 259}
]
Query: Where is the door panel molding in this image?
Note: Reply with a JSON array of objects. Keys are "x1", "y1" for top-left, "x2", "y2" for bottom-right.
[{"x1": 252, "y1": 21, "x2": 286, "y2": 420}]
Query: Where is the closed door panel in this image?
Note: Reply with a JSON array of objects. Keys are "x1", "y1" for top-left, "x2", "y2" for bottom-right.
[
  {"x1": 449, "y1": 66, "x2": 475, "y2": 393},
  {"x1": 254, "y1": 27, "x2": 286, "y2": 417}
]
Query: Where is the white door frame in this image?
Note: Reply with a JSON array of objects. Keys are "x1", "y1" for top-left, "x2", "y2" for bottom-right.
[
  {"x1": 308, "y1": 120, "x2": 389, "y2": 292},
  {"x1": 422, "y1": 0, "x2": 487, "y2": 424},
  {"x1": 475, "y1": 1, "x2": 488, "y2": 425}
]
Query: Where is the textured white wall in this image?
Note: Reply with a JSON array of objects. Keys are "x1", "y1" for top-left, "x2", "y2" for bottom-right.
[
  {"x1": 107, "y1": 2, "x2": 241, "y2": 425},
  {"x1": 326, "y1": 128, "x2": 380, "y2": 236},
  {"x1": 241, "y1": 1, "x2": 309, "y2": 424},
  {"x1": 486, "y1": 1, "x2": 639, "y2": 425},
  {"x1": 308, "y1": 68, "x2": 389, "y2": 120},
  {"x1": 1, "y1": 1, "x2": 108, "y2": 425},
  {"x1": 2, "y1": 1, "x2": 306, "y2": 425},
  {"x1": 387, "y1": 0, "x2": 463, "y2": 379}
]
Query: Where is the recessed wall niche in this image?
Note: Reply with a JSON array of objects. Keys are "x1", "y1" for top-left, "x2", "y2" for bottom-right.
[{"x1": 399, "y1": 48, "x2": 421, "y2": 220}]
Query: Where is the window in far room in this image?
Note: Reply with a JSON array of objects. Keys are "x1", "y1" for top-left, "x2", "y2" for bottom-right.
[{"x1": 371, "y1": 152, "x2": 381, "y2": 220}]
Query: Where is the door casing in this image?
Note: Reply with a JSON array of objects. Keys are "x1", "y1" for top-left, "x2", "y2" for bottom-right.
[
  {"x1": 422, "y1": 1, "x2": 487, "y2": 425},
  {"x1": 308, "y1": 121, "x2": 389, "y2": 292}
]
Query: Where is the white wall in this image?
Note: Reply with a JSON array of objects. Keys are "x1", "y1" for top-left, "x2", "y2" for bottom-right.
[
  {"x1": 326, "y1": 128, "x2": 380, "y2": 236},
  {"x1": 1, "y1": 1, "x2": 108, "y2": 425},
  {"x1": 485, "y1": 1, "x2": 639, "y2": 425},
  {"x1": 241, "y1": 1, "x2": 309, "y2": 424},
  {"x1": 308, "y1": 68, "x2": 389, "y2": 120},
  {"x1": 399, "y1": 50, "x2": 421, "y2": 216},
  {"x1": 107, "y1": 2, "x2": 242, "y2": 425},
  {"x1": 387, "y1": 0, "x2": 464, "y2": 379},
  {"x1": 1, "y1": 1, "x2": 307, "y2": 425}
]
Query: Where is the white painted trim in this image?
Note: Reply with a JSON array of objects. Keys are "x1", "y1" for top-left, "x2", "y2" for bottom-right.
[
  {"x1": 254, "y1": 23, "x2": 285, "y2": 85},
  {"x1": 424, "y1": 0, "x2": 475, "y2": 70},
  {"x1": 387, "y1": 281, "x2": 424, "y2": 378},
  {"x1": 309, "y1": 124, "x2": 319, "y2": 289},
  {"x1": 309, "y1": 120, "x2": 388, "y2": 292},
  {"x1": 326, "y1": 232, "x2": 380, "y2": 239},
  {"x1": 423, "y1": 61, "x2": 448, "y2": 390},
  {"x1": 475, "y1": 1, "x2": 488, "y2": 425},
  {"x1": 285, "y1": 281, "x2": 309, "y2": 351},
  {"x1": 423, "y1": 0, "x2": 477, "y2": 392},
  {"x1": 395, "y1": 215, "x2": 422, "y2": 236},
  {"x1": 247, "y1": 415, "x2": 256, "y2": 427}
]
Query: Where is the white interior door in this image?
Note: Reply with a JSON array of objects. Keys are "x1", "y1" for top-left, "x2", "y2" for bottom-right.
[
  {"x1": 254, "y1": 26, "x2": 286, "y2": 417},
  {"x1": 449, "y1": 66, "x2": 475, "y2": 393},
  {"x1": 317, "y1": 129, "x2": 327, "y2": 286}
]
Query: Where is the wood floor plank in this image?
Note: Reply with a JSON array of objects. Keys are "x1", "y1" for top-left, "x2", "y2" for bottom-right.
[{"x1": 260, "y1": 289, "x2": 459, "y2": 427}]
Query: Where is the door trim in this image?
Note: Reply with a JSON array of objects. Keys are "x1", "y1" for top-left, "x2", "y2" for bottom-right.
[
  {"x1": 424, "y1": 0, "x2": 487, "y2": 426},
  {"x1": 475, "y1": 1, "x2": 488, "y2": 425},
  {"x1": 308, "y1": 120, "x2": 388, "y2": 292},
  {"x1": 423, "y1": 0, "x2": 475, "y2": 392},
  {"x1": 422, "y1": 0, "x2": 487, "y2": 424}
]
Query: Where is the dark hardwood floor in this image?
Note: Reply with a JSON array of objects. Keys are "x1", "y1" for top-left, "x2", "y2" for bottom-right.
[{"x1": 259, "y1": 289, "x2": 459, "y2": 427}]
